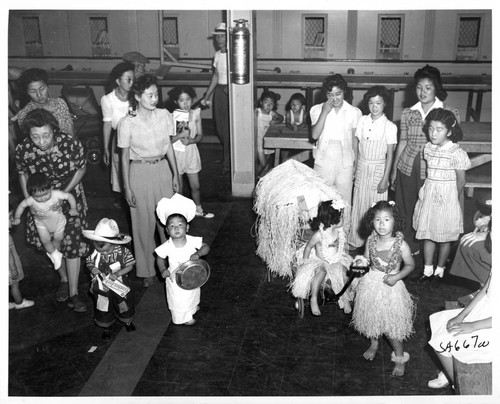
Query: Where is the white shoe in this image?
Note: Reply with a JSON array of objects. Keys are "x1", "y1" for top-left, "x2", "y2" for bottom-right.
[
  {"x1": 195, "y1": 209, "x2": 215, "y2": 219},
  {"x1": 13, "y1": 299, "x2": 35, "y2": 310},
  {"x1": 51, "y1": 250, "x2": 63, "y2": 270},
  {"x1": 428, "y1": 371, "x2": 450, "y2": 388},
  {"x1": 9, "y1": 302, "x2": 16, "y2": 310}
]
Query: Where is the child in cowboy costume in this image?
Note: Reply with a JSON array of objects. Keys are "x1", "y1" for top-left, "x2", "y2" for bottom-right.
[{"x1": 83, "y1": 218, "x2": 136, "y2": 340}]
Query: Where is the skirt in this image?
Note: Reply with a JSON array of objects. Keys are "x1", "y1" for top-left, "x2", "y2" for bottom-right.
[{"x1": 351, "y1": 269, "x2": 415, "y2": 340}]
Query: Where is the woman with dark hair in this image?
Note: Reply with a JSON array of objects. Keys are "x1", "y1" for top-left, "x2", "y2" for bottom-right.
[
  {"x1": 118, "y1": 74, "x2": 180, "y2": 287},
  {"x1": 310, "y1": 74, "x2": 362, "y2": 205},
  {"x1": 15, "y1": 109, "x2": 89, "y2": 312},
  {"x1": 101, "y1": 61, "x2": 135, "y2": 206},
  {"x1": 12, "y1": 68, "x2": 74, "y2": 137},
  {"x1": 390, "y1": 65, "x2": 460, "y2": 255}
]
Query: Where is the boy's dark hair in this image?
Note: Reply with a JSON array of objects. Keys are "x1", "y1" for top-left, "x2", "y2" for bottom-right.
[
  {"x1": 166, "y1": 213, "x2": 188, "y2": 226},
  {"x1": 414, "y1": 64, "x2": 448, "y2": 101},
  {"x1": 362, "y1": 85, "x2": 391, "y2": 112},
  {"x1": 285, "y1": 93, "x2": 306, "y2": 111},
  {"x1": 310, "y1": 200, "x2": 343, "y2": 231},
  {"x1": 422, "y1": 108, "x2": 463, "y2": 142},
  {"x1": 27, "y1": 172, "x2": 51, "y2": 196},
  {"x1": 168, "y1": 85, "x2": 197, "y2": 103},
  {"x1": 364, "y1": 201, "x2": 405, "y2": 237}
]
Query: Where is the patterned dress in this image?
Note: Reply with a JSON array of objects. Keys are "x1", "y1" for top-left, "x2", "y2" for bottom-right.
[
  {"x1": 15, "y1": 132, "x2": 89, "y2": 258},
  {"x1": 291, "y1": 226, "x2": 353, "y2": 311},
  {"x1": 13, "y1": 98, "x2": 74, "y2": 136},
  {"x1": 351, "y1": 231, "x2": 415, "y2": 341},
  {"x1": 349, "y1": 115, "x2": 397, "y2": 247},
  {"x1": 413, "y1": 141, "x2": 471, "y2": 242}
]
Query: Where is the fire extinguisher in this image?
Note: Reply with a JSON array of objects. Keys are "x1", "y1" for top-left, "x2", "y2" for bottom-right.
[{"x1": 229, "y1": 19, "x2": 250, "y2": 85}]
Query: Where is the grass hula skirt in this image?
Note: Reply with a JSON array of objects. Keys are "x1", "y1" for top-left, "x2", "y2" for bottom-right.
[{"x1": 253, "y1": 160, "x2": 349, "y2": 279}]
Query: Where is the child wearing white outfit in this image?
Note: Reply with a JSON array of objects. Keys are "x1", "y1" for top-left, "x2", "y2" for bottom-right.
[
  {"x1": 12, "y1": 172, "x2": 78, "y2": 269},
  {"x1": 168, "y1": 85, "x2": 214, "y2": 219},
  {"x1": 349, "y1": 86, "x2": 397, "y2": 249},
  {"x1": 155, "y1": 194, "x2": 210, "y2": 325},
  {"x1": 351, "y1": 201, "x2": 415, "y2": 376},
  {"x1": 291, "y1": 199, "x2": 353, "y2": 316}
]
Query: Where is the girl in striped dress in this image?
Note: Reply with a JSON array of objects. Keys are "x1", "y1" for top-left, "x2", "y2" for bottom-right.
[
  {"x1": 349, "y1": 86, "x2": 397, "y2": 249},
  {"x1": 413, "y1": 109, "x2": 471, "y2": 281}
]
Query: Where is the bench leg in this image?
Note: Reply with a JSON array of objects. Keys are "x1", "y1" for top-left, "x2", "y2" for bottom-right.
[{"x1": 274, "y1": 148, "x2": 281, "y2": 166}]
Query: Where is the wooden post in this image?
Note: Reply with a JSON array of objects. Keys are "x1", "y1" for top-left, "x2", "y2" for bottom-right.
[{"x1": 227, "y1": 10, "x2": 255, "y2": 197}]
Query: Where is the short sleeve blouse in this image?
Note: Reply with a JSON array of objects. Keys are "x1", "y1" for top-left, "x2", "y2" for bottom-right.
[
  {"x1": 101, "y1": 91, "x2": 130, "y2": 130},
  {"x1": 117, "y1": 108, "x2": 174, "y2": 160}
]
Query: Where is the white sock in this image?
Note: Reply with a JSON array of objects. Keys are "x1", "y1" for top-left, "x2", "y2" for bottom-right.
[
  {"x1": 423, "y1": 265, "x2": 434, "y2": 277},
  {"x1": 434, "y1": 266, "x2": 445, "y2": 278}
]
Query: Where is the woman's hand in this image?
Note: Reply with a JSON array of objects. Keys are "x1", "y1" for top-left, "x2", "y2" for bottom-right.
[
  {"x1": 460, "y1": 231, "x2": 487, "y2": 247},
  {"x1": 389, "y1": 170, "x2": 397, "y2": 190},
  {"x1": 447, "y1": 321, "x2": 476, "y2": 336},
  {"x1": 103, "y1": 150, "x2": 110, "y2": 166},
  {"x1": 172, "y1": 175, "x2": 181, "y2": 193},
  {"x1": 68, "y1": 208, "x2": 78, "y2": 217},
  {"x1": 322, "y1": 98, "x2": 335, "y2": 114},
  {"x1": 124, "y1": 188, "x2": 136, "y2": 208}
]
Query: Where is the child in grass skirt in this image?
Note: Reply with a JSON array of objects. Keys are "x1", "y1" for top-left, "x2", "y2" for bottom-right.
[
  {"x1": 351, "y1": 200, "x2": 416, "y2": 376},
  {"x1": 291, "y1": 199, "x2": 353, "y2": 315}
]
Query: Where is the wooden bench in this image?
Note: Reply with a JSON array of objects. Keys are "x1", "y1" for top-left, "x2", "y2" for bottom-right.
[{"x1": 444, "y1": 300, "x2": 492, "y2": 395}]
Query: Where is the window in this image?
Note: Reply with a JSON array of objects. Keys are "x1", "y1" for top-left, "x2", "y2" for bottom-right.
[
  {"x1": 303, "y1": 15, "x2": 327, "y2": 59},
  {"x1": 161, "y1": 16, "x2": 180, "y2": 61},
  {"x1": 456, "y1": 16, "x2": 482, "y2": 61},
  {"x1": 377, "y1": 15, "x2": 404, "y2": 60},
  {"x1": 89, "y1": 16, "x2": 110, "y2": 57},
  {"x1": 22, "y1": 16, "x2": 43, "y2": 56}
]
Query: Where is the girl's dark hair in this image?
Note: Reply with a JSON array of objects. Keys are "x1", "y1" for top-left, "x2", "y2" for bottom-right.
[
  {"x1": 362, "y1": 85, "x2": 391, "y2": 112},
  {"x1": 129, "y1": 74, "x2": 157, "y2": 111},
  {"x1": 257, "y1": 91, "x2": 280, "y2": 109},
  {"x1": 414, "y1": 64, "x2": 447, "y2": 101},
  {"x1": 322, "y1": 74, "x2": 352, "y2": 103},
  {"x1": 285, "y1": 93, "x2": 306, "y2": 111},
  {"x1": 167, "y1": 85, "x2": 197, "y2": 103},
  {"x1": 364, "y1": 201, "x2": 405, "y2": 237},
  {"x1": 106, "y1": 61, "x2": 135, "y2": 93},
  {"x1": 21, "y1": 108, "x2": 61, "y2": 136},
  {"x1": 166, "y1": 213, "x2": 188, "y2": 226},
  {"x1": 310, "y1": 200, "x2": 343, "y2": 231},
  {"x1": 422, "y1": 108, "x2": 463, "y2": 142},
  {"x1": 27, "y1": 172, "x2": 51, "y2": 196},
  {"x1": 19, "y1": 68, "x2": 49, "y2": 92}
]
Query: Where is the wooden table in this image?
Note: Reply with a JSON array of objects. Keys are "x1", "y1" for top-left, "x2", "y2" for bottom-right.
[{"x1": 264, "y1": 122, "x2": 491, "y2": 196}]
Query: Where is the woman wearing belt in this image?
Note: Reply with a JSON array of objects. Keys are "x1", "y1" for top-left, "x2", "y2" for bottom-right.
[
  {"x1": 118, "y1": 75, "x2": 181, "y2": 287},
  {"x1": 200, "y1": 22, "x2": 230, "y2": 174}
]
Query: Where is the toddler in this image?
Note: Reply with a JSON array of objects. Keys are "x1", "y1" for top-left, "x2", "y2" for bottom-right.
[
  {"x1": 285, "y1": 92, "x2": 308, "y2": 131},
  {"x1": 255, "y1": 90, "x2": 284, "y2": 177},
  {"x1": 291, "y1": 199, "x2": 353, "y2": 316},
  {"x1": 12, "y1": 172, "x2": 78, "y2": 270},
  {"x1": 155, "y1": 194, "x2": 210, "y2": 325},
  {"x1": 83, "y1": 218, "x2": 136, "y2": 340},
  {"x1": 351, "y1": 201, "x2": 415, "y2": 376}
]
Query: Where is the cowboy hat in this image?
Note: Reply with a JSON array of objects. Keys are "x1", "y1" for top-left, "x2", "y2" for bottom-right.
[
  {"x1": 156, "y1": 193, "x2": 196, "y2": 225},
  {"x1": 83, "y1": 218, "x2": 131, "y2": 244},
  {"x1": 211, "y1": 22, "x2": 227, "y2": 35}
]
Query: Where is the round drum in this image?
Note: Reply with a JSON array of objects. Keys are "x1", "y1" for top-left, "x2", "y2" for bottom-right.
[{"x1": 175, "y1": 259, "x2": 211, "y2": 290}]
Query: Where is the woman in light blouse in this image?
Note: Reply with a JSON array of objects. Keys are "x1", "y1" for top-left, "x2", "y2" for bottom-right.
[{"x1": 118, "y1": 75, "x2": 180, "y2": 287}]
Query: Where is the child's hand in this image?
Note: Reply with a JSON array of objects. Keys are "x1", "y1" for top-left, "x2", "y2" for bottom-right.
[
  {"x1": 160, "y1": 268, "x2": 171, "y2": 279},
  {"x1": 180, "y1": 137, "x2": 190, "y2": 146},
  {"x1": 68, "y1": 208, "x2": 78, "y2": 217},
  {"x1": 190, "y1": 254, "x2": 200, "y2": 261},
  {"x1": 108, "y1": 273, "x2": 118, "y2": 282},
  {"x1": 382, "y1": 274, "x2": 397, "y2": 287},
  {"x1": 11, "y1": 217, "x2": 21, "y2": 226}
]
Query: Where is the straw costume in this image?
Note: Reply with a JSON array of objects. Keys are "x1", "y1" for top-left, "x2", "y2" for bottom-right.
[
  {"x1": 351, "y1": 231, "x2": 415, "y2": 341},
  {"x1": 254, "y1": 160, "x2": 349, "y2": 280},
  {"x1": 290, "y1": 201, "x2": 353, "y2": 311}
]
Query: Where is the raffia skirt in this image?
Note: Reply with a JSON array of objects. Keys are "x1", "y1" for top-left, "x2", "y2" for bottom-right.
[{"x1": 351, "y1": 269, "x2": 415, "y2": 340}]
